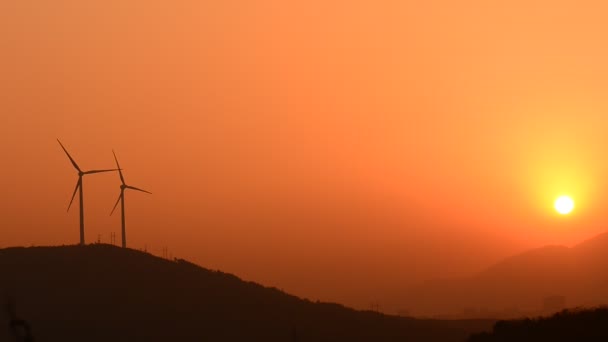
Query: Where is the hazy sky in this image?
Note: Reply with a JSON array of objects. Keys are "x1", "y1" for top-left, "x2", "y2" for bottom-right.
[{"x1": 3, "y1": 1, "x2": 608, "y2": 312}]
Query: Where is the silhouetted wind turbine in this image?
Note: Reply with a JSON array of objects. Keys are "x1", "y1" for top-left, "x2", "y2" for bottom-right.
[
  {"x1": 58, "y1": 139, "x2": 118, "y2": 245},
  {"x1": 111, "y1": 150, "x2": 151, "y2": 248}
]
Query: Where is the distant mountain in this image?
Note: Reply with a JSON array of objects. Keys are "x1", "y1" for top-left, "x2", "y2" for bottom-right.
[
  {"x1": 404, "y1": 231, "x2": 608, "y2": 318},
  {"x1": 0, "y1": 245, "x2": 492, "y2": 341}
]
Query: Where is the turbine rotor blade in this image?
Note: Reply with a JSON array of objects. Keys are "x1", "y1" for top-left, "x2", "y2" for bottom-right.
[
  {"x1": 110, "y1": 193, "x2": 123, "y2": 215},
  {"x1": 57, "y1": 139, "x2": 81, "y2": 172},
  {"x1": 112, "y1": 150, "x2": 126, "y2": 185},
  {"x1": 67, "y1": 179, "x2": 81, "y2": 212},
  {"x1": 125, "y1": 185, "x2": 152, "y2": 194},
  {"x1": 84, "y1": 169, "x2": 119, "y2": 175}
]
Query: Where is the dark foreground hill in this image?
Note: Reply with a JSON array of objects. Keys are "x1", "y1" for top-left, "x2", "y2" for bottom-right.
[
  {"x1": 0, "y1": 245, "x2": 493, "y2": 341},
  {"x1": 467, "y1": 307, "x2": 608, "y2": 341}
]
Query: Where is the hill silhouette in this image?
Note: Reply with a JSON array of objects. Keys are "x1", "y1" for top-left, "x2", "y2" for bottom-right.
[
  {"x1": 0, "y1": 245, "x2": 493, "y2": 341},
  {"x1": 404, "y1": 231, "x2": 608, "y2": 317},
  {"x1": 467, "y1": 307, "x2": 608, "y2": 341}
]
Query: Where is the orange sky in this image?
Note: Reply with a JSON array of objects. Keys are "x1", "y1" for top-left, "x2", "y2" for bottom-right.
[{"x1": 2, "y1": 0, "x2": 608, "y2": 313}]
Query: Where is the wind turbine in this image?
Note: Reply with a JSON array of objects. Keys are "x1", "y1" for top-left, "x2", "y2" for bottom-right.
[
  {"x1": 111, "y1": 150, "x2": 151, "y2": 248},
  {"x1": 57, "y1": 139, "x2": 118, "y2": 245}
]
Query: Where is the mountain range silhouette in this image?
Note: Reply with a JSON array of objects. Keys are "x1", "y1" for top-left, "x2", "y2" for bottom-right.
[
  {"x1": 0, "y1": 244, "x2": 492, "y2": 341},
  {"x1": 404, "y1": 231, "x2": 608, "y2": 317}
]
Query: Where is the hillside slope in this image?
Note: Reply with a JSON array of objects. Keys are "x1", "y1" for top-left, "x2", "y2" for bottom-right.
[{"x1": 0, "y1": 245, "x2": 492, "y2": 341}]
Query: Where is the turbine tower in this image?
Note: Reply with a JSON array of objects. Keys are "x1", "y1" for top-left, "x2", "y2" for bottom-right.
[
  {"x1": 57, "y1": 139, "x2": 118, "y2": 245},
  {"x1": 111, "y1": 150, "x2": 151, "y2": 248}
]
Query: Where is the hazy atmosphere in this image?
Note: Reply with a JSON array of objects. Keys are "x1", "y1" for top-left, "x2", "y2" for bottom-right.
[{"x1": 3, "y1": 1, "x2": 608, "y2": 315}]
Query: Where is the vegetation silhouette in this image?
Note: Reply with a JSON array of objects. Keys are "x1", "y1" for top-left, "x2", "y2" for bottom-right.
[
  {"x1": 0, "y1": 245, "x2": 493, "y2": 341},
  {"x1": 5, "y1": 297, "x2": 34, "y2": 342},
  {"x1": 57, "y1": 139, "x2": 118, "y2": 245},
  {"x1": 468, "y1": 307, "x2": 608, "y2": 341},
  {"x1": 110, "y1": 150, "x2": 152, "y2": 248}
]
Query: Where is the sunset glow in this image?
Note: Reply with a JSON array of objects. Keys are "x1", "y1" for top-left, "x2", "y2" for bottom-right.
[{"x1": 555, "y1": 196, "x2": 575, "y2": 215}]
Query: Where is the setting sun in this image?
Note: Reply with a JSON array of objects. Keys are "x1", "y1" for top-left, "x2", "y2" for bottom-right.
[{"x1": 555, "y1": 196, "x2": 575, "y2": 215}]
